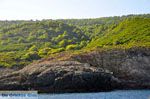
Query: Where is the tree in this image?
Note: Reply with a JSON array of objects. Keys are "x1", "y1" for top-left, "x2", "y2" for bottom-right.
[
  {"x1": 39, "y1": 33, "x2": 49, "y2": 40},
  {"x1": 38, "y1": 48, "x2": 51, "y2": 57},
  {"x1": 22, "y1": 51, "x2": 41, "y2": 61},
  {"x1": 59, "y1": 39, "x2": 68, "y2": 47},
  {"x1": 28, "y1": 45, "x2": 38, "y2": 51},
  {"x1": 48, "y1": 48, "x2": 65, "y2": 54},
  {"x1": 44, "y1": 42, "x2": 52, "y2": 47},
  {"x1": 66, "y1": 44, "x2": 79, "y2": 50},
  {"x1": 80, "y1": 41, "x2": 87, "y2": 48},
  {"x1": 18, "y1": 38, "x2": 25, "y2": 43}
]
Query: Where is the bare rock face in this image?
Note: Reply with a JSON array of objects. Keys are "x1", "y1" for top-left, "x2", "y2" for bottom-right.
[
  {"x1": 72, "y1": 47, "x2": 150, "y2": 89},
  {"x1": 0, "y1": 61, "x2": 119, "y2": 93}
]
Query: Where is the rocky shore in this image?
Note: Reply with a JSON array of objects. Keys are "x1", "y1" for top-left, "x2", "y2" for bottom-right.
[
  {"x1": 0, "y1": 61, "x2": 120, "y2": 93},
  {"x1": 0, "y1": 47, "x2": 149, "y2": 93}
]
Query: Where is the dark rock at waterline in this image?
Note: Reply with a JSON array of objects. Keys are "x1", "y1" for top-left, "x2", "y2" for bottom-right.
[{"x1": 0, "y1": 61, "x2": 120, "y2": 93}]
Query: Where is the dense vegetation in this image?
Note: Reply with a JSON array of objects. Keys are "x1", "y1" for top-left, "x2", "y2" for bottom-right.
[
  {"x1": 86, "y1": 17, "x2": 150, "y2": 49},
  {"x1": 0, "y1": 14, "x2": 149, "y2": 67}
]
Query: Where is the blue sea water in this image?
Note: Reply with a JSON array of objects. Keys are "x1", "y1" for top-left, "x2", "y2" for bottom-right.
[{"x1": 39, "y1": 90, "x2": 150, "y2": 99}]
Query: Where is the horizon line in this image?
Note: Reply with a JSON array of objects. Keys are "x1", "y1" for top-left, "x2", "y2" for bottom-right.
[{"x1": 0, "y1": 13, "x2": 149, "y2": 21}]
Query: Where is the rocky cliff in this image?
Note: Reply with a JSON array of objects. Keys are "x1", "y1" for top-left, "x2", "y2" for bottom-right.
[
  {"x1": 72, "y1": 47, "x2": 150, "y2": 89},
  {"x1": 0, "y1": 47, "x2": 149, "y2": 93}
]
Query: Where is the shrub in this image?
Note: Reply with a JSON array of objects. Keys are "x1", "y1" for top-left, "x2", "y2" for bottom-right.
[
  {"x1": 66, "y1": 44, "x2": 79, "y2": 50},
  {"x1": 22, "y1": 51, "x2": 41, "y2": 61}
]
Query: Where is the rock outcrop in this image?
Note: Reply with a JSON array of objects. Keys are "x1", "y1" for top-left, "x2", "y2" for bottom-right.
[
  {"x1": 0, "y1": 61, "x2": 119, "y2": 93},
  {"x1": 0, "y1": 47, "x2": 149, "y2": 93},
  {"x1": 72, "y1": 47, "x2": 150, "y2": 89}
]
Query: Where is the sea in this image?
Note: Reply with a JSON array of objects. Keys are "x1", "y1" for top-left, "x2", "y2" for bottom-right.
[{"x1": 39, "y1": 90, "x2": 150, "y2": 99}]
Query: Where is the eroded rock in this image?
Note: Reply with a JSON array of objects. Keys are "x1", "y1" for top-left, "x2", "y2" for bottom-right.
[{"x1": 0, "y1": 61, "x2": 119, "y2": 93}]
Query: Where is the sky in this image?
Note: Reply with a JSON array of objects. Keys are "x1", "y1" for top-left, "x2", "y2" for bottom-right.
[{"x1": 0, "y1": 0, "x2": 150, "y2": 20}]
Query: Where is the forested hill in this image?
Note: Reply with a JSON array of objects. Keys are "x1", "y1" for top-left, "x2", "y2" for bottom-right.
[
  {"x1": 0, "y1": 14, "x2": 149, "y2": 67},
  {"x1": 59, "y1": 14, "x2": 150, "y2": 26}
]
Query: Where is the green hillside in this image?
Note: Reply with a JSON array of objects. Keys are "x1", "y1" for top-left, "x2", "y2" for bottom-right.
[
  {"x1": 86, "y1": 17, "x2": 150, "y2": 49},
  {"x1": 0, "y1": 14, "x2": 149, "y2": 67},
  {"x1": 0, "y1": 20, "x2": 88, "y2": 67}
]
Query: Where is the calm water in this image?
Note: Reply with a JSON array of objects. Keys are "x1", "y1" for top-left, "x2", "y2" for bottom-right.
[{"x1": 39, "y1": 90, "x2": 150, "y2": 99}]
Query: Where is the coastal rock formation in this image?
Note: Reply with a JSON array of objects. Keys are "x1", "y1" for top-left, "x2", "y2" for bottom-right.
[
  {"x1": 0, "y1": 47, "x2": 149, "y2": 93},
  {"x1": 72, "y1": 47, "x2": 150, "y2": 89},
  {"x1": 0, "y1": 61, "x2": 119, "y2": 93}
]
